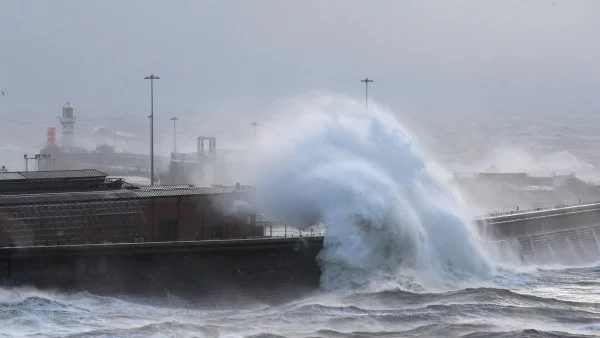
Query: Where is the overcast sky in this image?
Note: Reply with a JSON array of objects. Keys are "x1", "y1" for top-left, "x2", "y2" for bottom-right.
[{"x1": 0, "y1": 1, "x2": 599, "y2": 158}]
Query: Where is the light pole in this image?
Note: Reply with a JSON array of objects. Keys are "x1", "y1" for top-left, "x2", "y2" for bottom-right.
[
  {"x1": 113, "y1": 119, "x2": 117, "y2": 151},
  {"x1": 250, "y1": 121, "x2": 259, "y2": 141},
  {"x1": 360, "y1": 77, "x2": 374, "y2": 115},
  {"x1": 170, "y1": 116, "x2": 178, "y2": 154},
  {"x1": 144, "y1": 73, "x2": 160, "y2": 186}
]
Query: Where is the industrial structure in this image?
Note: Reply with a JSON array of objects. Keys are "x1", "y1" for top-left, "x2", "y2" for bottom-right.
[
  {"x1": 160, "y1": 135, "x2": 221, "y2": 185},
  {"x1": 39, "y1": 101, "x2": 160, "y2": 178},
  {"x1": 40, "y1": 102, "x2": 229, "y2": 184},
  {"x1": 0, "y1": 169, "x2": 260, "y2": 247},
  {"x1": 38, "y1": 101, "x2": 254, "y2": 187},
  {"x1": 0, "y1": 168, "x2": 315, "y2": 304}
]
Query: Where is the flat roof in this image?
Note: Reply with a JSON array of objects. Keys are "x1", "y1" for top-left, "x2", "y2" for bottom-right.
[
  {"x1": 0, "y1": 184, "x2": 252, "y2": 205},
  {"x1": 0, "y1": 172, "x2": 26, "y2": 181},
  {"x1": 20, "y1": 169, "x2": 106, "y2": 180},
  {"x1": 0, "y1": 169, "x2": 110, "y2": 195},
  {"x1": 0, "y1": 169, "x2": 106, "y2": 181},
  {"x1": 131, "y1": 185, "x2": 250, "y2": 198}
]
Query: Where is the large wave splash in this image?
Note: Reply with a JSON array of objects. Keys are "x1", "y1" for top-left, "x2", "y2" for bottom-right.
[{"x1": 253, "y1": 96, "x2": 494, "y2": 291}]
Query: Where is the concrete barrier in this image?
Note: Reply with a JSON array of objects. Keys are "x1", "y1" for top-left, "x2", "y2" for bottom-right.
[
  {"x1": 0, "y1": 237, "x2": 324, "y2": 306},
  {"x1": 478, "y1": 202, "x2": 600, "y2": 239}
]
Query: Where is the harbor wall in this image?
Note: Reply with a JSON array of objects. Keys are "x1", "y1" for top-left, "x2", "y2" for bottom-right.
[
  {"x1": 1, "y1": 204, "x2": 600, "y2": 304},
  {"x1": 0, "y1": 237, "x2": 323, "y2": 305},
  {"x1": 479, "y1": 204, "x2": 600, "y2": 264},
  {"x1": 479, "y1": 203, "x2": 600, "y2": 238}
]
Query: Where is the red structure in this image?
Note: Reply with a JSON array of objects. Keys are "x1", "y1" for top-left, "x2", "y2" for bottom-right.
[{"x1": 46, "y1": 127, "x2": 56, "y2": 147}]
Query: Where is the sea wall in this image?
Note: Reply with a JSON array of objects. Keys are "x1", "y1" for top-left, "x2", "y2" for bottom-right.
[
  {"x1": 0, "y1": 237, "x2": 323, "y2": 305},
  {"x1": 479, "y1": 204, "x2": 600, "y2": 264},
  {"x1": 479, "y1": 203, "x2": 600, "y2": 239},
  {"x1": 2, "y1": 204, "x2": 600, "y2": 304}
]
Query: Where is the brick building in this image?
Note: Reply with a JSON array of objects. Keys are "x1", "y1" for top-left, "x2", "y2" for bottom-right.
[{"x1": 0, "y1": 170, "x2": 261, "y2": 247}]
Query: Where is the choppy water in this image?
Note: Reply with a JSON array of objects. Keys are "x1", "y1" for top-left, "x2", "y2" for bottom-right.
[
  {"x1": 2, "y1": 266, "x2": 600, "y2": 337},
  {"x1": 3, "y1": 96, "x2": 600, "y2": 337}
]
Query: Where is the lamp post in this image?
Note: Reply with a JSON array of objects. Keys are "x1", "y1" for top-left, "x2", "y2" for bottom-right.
[
  {"x1": 360, "y1": 77, "x2": 374, "y2": 115},
  {"x1": 170, "y1": 116, "x2": 178, "y2": 154},
  {"x1": 250, "y1": 121, "x2": 259, "y2": 141},
  {"x1": 144, "y1": 73, "x2": 160, "y2": 186}
]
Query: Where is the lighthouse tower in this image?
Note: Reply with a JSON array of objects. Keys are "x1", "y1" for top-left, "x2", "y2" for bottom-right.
[{"x1": 60, "y1": 102, "x2": 75, "y2": 152}]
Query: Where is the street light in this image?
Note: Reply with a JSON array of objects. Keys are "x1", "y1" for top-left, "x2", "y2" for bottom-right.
[
  {"x1": 250, "y1": 121, "x2": 259, "y2": 141},
  {"x1": 144, "y1": 73, "x2": 160, "y2": 186},
  {"x1": 170, "y1": 116, "x2": 178, "y2": 154},
  {"x1": 360, "y1": 77, "x2": 374, "y2": 115}
]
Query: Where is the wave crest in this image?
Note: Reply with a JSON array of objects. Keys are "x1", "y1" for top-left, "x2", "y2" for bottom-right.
[{"x1": 254, "y1": 95, "x2": 494, "y2": 291}]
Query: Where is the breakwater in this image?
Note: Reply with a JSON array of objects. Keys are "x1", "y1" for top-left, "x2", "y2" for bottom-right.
[
  {"x1": 1, "y1": 203, "x2": 600, "y2": 303},
  {"x1": 480, "y1": 203, "x2": 600, "y2": 264},
  {"x1": 0, "y1": 237, "x2": 323, "y2": 305}
]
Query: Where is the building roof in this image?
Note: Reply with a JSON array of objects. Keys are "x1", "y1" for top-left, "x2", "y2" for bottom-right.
[
  {"x1": 130, "y1": 185, "x2": 252, "y2": 198},
  {"x1": 18, "y1": 169, "x2": 106, "y2": 180},
  {"x1": 0, "y1": 190, "x2": 136, "y2": 205},
  {"x1": 0, "y1": 169, "x2": 110, "y2": 195},
  {"x1": 0, "y1": 184, "x2": 253, "y2": 205},
  {"x1": 0, "y1": 169, "x2": 106, "y2": 181},
  {"x1": 0, "y1": 172, "x2": 27, "y2": 181}
]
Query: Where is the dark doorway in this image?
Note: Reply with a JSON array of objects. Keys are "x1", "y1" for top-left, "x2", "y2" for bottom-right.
[
  {"x1": 158, "y1": 220, "x2": 179, "y2": 241},
  {"x1": 211, "y1": 225, "x2": 223, "y2": 239}
]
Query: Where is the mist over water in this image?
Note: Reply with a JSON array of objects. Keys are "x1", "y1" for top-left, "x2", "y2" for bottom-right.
[{"x1": 253, "y1": 96, "x2": 494, "y2": 291}]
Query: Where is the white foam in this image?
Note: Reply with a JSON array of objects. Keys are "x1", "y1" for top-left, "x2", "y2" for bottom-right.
[{"x1": 253, "y1": 95, "x2": 494, "y2": 291}]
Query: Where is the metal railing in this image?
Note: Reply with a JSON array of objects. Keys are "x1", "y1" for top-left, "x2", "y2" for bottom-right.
[
  {"x1": 263, "y1": 225, "x2": 325, "y2": 238},
  {"x1": 486, "y1": 199, "x2": 600, "y2": 217}
]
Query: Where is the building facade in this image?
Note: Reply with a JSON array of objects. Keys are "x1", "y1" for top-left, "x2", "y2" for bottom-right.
[{"x1": 0, "y1": 170, "x2": 261, "y2": 247}]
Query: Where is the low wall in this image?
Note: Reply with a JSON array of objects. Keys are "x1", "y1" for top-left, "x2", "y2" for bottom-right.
[
  {"x1": 492, "y1": 224, "x2": 600, "y2": 265},
  {"x1": 479, "y1": 202, "x2": 600, "y2": 239},
  {"x1": 0, "y1": 237, "x2": 324, "y2": 305},
  {"x1": 479, "y1": 203, "x2": 600, "y2": 264}
]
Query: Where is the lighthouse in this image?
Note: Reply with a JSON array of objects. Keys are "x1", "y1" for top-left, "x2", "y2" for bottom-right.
[{"x1": 60, "y1": 102, "x2": 75, "y2": 152}]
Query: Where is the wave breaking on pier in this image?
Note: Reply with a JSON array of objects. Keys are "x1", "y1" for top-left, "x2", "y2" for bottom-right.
[{"x1": 253, "y1": 95, "x2": 494, "y2": 291}]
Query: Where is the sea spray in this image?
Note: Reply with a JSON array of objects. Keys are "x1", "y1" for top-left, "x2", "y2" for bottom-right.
[{"x1": 253, "y1": 96, "x2": 494, "y2": 290}]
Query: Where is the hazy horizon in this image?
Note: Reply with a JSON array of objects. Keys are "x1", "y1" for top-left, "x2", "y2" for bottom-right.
[{"x1": 0, "y1": 1, "x2": 599, "y2": 172}]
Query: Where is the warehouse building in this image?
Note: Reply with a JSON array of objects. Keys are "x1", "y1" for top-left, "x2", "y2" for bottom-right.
[{"x1": 0, "y1": 169, "x2": 260, "y2": 247}]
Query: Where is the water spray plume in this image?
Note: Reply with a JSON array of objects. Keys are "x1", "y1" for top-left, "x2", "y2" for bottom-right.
[{"x1": 253, "y1": 95, "x2": 494, "y2": 291}]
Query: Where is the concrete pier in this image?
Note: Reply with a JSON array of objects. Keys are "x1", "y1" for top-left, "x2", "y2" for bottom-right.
[
  {"x1": 479, "y1": 203, "x2": 600, "y2": 264},
  {"x1": 2, "y1": 202, "x2": 600, "y2": 302},
  {"x1": 480, "y1": 202, "x2": 600, "y2": 238},
  {"x1": 0, "y1": 237, "x2": 323, "y2": 305}
]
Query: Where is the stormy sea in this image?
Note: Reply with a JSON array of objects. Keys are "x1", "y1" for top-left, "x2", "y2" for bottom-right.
[
  {"x1": 4, "y1": 97, "x2": 600, "y2": 337},
  {"x1": 2, "y1": 266, "x2": 600, "y2": 337}
]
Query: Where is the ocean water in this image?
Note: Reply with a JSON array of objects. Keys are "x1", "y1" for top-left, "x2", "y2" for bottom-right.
[
  {"x1": 3, "y1": 266, "x2": 600, "y2": 337},
  {"x1": 3, "y1": 96, "x2": 600, "y2": 337}
]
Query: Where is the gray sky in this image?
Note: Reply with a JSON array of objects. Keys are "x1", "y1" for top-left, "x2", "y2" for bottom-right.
[{"x1": 0, "y1": 1, "x2": 599, "y2": 162}]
